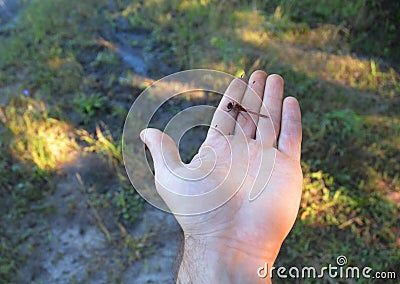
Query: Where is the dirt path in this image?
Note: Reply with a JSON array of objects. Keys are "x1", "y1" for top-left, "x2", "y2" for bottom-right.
[{"x1": 22, "y1": 153, "x2": 181, "y2": 283}]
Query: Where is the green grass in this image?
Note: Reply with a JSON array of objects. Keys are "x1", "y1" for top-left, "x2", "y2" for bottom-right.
[
  {"x1": 105, "y1": 0, "x2": 400, "y2": 279},
  {"x1": 0, "y1": 0, "x2": 399, "y2": 282}
]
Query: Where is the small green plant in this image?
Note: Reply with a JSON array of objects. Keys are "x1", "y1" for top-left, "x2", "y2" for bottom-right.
[
  {"x1": 112, "y1": 187, "x2": 143, "y2": 223},
  {"x1": 77, "y1": 123, "x2": 122, "y2": 169},
  {"x1": 111, "y1": 104, "x2": 128, "y2": 119},
  {"x1": 322, "y1": 109, "x2": 362, "y2": 141},
  {"x1": 73, "y1": 93, "x2": 108, "y2": 123},
  {"x1": 90, "y1": 50, "x2": 120, "y2": 68},
  {"x1": 121, "y1": 232, "x2": 152, "y2": 264}
]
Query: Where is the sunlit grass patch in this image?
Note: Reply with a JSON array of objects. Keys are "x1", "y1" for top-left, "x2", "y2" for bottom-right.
[
  {"x1": 0, "y1": 104, "x2": 57, "y2": 283},
  {"x1": 262, "y1": 43, "x2": 400, "y2": 97},
  {"x1": 284, "y1": 24, "x2": 349, "y2": 52},
  {"x1": 295, "y1": 95, "x2": 399, "y2": 272},
  {"x1": 326, "y1": 56, "x2": 398, "y2": 96},
  {"x1": 300, "y1": 169, "x2": 359, "y2": 226},
  {"x1": 300, "y1": 165, "x2": 398, "y2": 237},
  {"x1": 1, "y1": 96, "x2": 78, "y2": 171},
  {"x1": 119, "y1": 0, "x2": 399, "y2": 99},
  {"x1": 234, "y1": 8, "x2": 267, "y2": 26},
  {"x1": 272, "y1": 0, "x2": 399, "y2": 62},
  {"x1": 280, "y1": 162, "x2": 400, "y2": 274},
  {"x1": 235, "y1": 27, "x2": 270, "y2": 49},
  {"x1": 118, "y1": 72, "x2": 155, "y2": 89},
  {"x1": 77, "y1": 123, "x2": 123, "y2": 170}
]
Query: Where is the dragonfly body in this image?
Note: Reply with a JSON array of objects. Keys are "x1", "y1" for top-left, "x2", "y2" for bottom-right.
[{"x1": 226, "y1": 102, "x2": 269, "y2": 119}]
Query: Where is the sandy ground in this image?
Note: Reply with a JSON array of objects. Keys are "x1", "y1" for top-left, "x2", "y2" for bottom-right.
[{"x1": 21, "y1": 154, "x2": 182, "y2": 283}]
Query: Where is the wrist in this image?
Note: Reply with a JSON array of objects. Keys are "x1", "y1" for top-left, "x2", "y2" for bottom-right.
[
  {"x1": 178, "y1": 235, "x2": 228, "y2": 283},
  {"x1": 178, "y1": 234, "x2": 279, "y2": 283}
]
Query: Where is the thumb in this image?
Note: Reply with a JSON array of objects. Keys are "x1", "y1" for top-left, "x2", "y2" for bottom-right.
[{"x1": 140, "y1": 128, "x2": 182, "y2": 174}]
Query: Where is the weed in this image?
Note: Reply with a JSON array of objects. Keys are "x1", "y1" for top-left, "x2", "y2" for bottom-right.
[
  {"x1": 120, "y1": 232, "x2": 152, "y2": 265},
  {"x1": 90, "y1": 50, "x2": 121, "y2": 68},
  {"x1": 322, "y1": 109, "x2": 362, "y2": 144},
  {"x1": 73, "y1": 93, "x2": 108, "y2": 124},
  {"x1": 76, "y1": 123, "x2": 144, "y2": 226},
  {"x1": 77, "y1": 123, "x2": 122, "y2": 169},
  {"x1": 111, "y1": 104, "x2": 128, "y2": 119},
  {"x1": 112, "y1": 186, "x2": 143, "y2": 223}
]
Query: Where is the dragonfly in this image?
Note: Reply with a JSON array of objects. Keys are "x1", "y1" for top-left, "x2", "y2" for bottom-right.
[{"x1": 226, "y1": 102, "x2": 269, "y2": 119}]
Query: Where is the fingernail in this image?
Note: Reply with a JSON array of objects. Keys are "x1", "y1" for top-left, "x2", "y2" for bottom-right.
[{"x1": 140, "y1": 130, "x2": 146, "y2": 141}]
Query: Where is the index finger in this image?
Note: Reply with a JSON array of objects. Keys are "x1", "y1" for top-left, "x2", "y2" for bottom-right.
[{"x1": 206, "y1": 78, "x2": 247, "y2": 137}]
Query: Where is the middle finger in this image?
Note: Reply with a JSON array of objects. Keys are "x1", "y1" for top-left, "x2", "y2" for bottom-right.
[{"x1": 235, "y1": 70, "x2": 267, "y2": 138}]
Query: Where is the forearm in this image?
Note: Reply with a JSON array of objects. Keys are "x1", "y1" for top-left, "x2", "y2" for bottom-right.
[
  {"x1": 177, "y1": 234, "x2": 275, "y2": 284},
  {"x1": 177, "y1": 235, "x2": 228, "y2": 283}
]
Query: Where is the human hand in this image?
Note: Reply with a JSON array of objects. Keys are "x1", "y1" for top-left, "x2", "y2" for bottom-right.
[{"x1": 140, "y1": 70, "x2": 302, "y2": 283}]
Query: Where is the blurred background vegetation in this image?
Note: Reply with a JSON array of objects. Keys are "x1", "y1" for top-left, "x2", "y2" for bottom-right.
[{"x1": 0, "y1": 0, "x2": 399, "y2": 282}]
